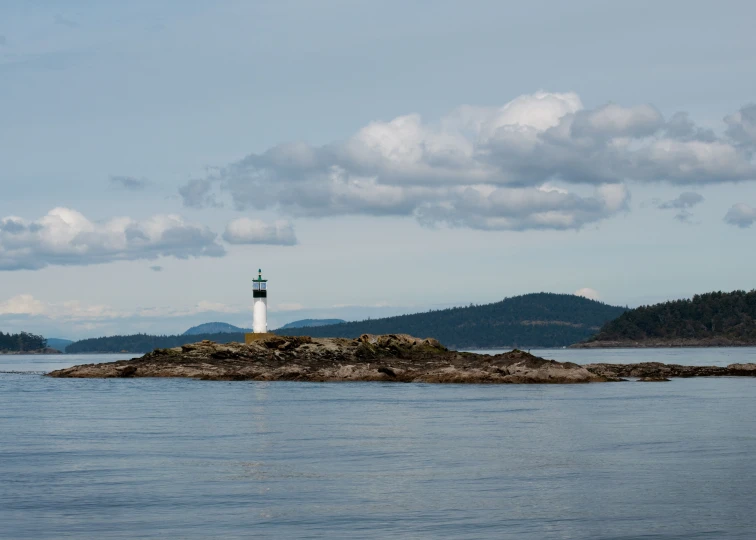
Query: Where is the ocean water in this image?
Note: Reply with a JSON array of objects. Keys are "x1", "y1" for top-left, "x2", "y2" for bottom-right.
[{"x1": 1, "y1": 349, "x2": 755, "y2": 539}]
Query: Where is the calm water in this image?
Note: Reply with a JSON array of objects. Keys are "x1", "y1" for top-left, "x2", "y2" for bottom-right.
[{"x1": 1, "y1": 349, "x2": 755, "y2": 539}]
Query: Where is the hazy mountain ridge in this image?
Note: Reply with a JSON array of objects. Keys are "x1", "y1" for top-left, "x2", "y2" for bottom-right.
[
  {"x1": 46, "y1": 338, "x2": 73, "y2": 352},
  {"x1": 279, "y1": 319, "x2": 346, "y2": 329},
  {"x1": 183, "y1": 322, "x2": 249, "y2": 335}
]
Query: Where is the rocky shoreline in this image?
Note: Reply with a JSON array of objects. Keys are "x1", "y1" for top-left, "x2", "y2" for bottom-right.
[
  {"x1": 45, "y1": 333, "x2": 756, "y2": 383},
  {"x1": 1, "y1": 347, "x2": 62, "y2": 355},
  {"x1": 47, "y1": 334, "x2": 606, "y2": 384},
  {"x1": 572, "y1": 338, "x2": 756, "y2": 348},
  {"x1": 584, "y1": 362, "x2": 756, "y2": 379}
]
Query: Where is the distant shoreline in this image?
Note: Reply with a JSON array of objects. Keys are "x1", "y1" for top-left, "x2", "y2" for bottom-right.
[
  {"x1": 0, "y1": 348, "x2": 62, "y2": 355},
  {"x1": 571, "y1": 339, "x2": 756, "y2": 349}
]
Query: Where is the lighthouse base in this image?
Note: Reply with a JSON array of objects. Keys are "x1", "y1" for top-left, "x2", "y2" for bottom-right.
[{"x1": 245, "y1": 332, "x2": 275, "y2": 344}]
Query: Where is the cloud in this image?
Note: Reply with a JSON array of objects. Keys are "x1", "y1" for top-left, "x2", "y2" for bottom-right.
[
  {"x1": 0, "y1": 294, "x2": 246, "y2": 322},
  {"x1": 657, "y1": 192, "x2": 704, "y2": 210},
  {"x1": 275, "y1": 303, "x2": 305, "y2": 312},
  {"x1": 181, "y1": 91, "x2": 756, "y2": 232},
  {"x1": 724, "y1": 203, "x2": 756, "y2": 228},
  {"x1": 0, "y1": 294, "x2": 120, "y2": 320},
  {"x1": 665, "y1": 112, "x2": 717, "y2": 142},
  {"x1": 193, "y1": 301, "x2": 240, "y2": 314},
  {"x1": 673, "y1": 210, "x2": 696, "y2": 224},
  {"x1": 656, "y1": 192, "x2": 704, "y2": 224},
  {"x1": 0, "y1": 294, "x2": 47, "y2": 316},
  {"x1": 574, "y1": 288, "x2": 600, "y2": 301},
  {"x1": 150, "y1": 265, "x2": 163, "y2": 272},
  {"x1": 0, "y1": 207, "x2": 225, "y2": 270},
  {"x1": 179, "y1": 178, "x2": 221, "y2": 208},
  {"x1": 54, "y1": 15, "x2": 79, "y2": 28},
  {"x1": 725, "y1": 104, "x2": 756, "y2": 151},
  {"x1": 223, "y1": 218, "x2": 297, "y2": 245},
  {"x1": 416, "y1": 184, "x2": 629, "y2": 231},
  {"x1": 110, "y1": 175, "x2": 149, "y2": 191}
]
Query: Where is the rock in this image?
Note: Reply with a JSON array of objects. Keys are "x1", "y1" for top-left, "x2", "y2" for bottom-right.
[
  {"x1": 47, "y1": 334, "x2": 607, "y2": 384},
  {"x1": 377, "y1": 366, "x2": 397, "y2": 378},
  {"x1": 727, "y1": 363, "x2": 756, "y2": 375},
  {"x1": 585, "y1": 362, "x2": 756, "y2": 379},
  {"x1": 421, "y1": 338, "x2": 445, "y2": 349},
  {"x1": 115, "y1": 365, "x2": 137, "y2": 377},
  {"x1": 637, "y1": 376, "x2": 671, "y2": 382}
]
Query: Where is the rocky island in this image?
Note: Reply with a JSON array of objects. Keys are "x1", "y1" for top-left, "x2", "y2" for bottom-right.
[
  {"x1": 48, "y1": 333, "x2": 607, "y2": 383},
  {"x1": 46, "y1": 333, "x2": 756, "y2": 383}
]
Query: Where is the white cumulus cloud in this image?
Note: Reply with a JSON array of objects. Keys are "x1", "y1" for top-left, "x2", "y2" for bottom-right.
[
  {"x1": 0, "y1": 294, "x2": 48, "y2": 316},
  {"x1": 223, "y1": 218, "x2": 297, "y2": 245},
  {"x1": 0, "y1": 207, "x2": 225, "y2": 270},
  {"x1": 181, "y1": 91, "x2": 756, "y2": 232}
]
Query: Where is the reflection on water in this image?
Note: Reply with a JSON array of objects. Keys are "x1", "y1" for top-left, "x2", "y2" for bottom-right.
[{"x1": 1, "y1": 349, "x2": 755, "y2": 539}]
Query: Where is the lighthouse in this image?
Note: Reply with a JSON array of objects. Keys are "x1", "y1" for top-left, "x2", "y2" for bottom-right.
[
  {"x1": 245, "y1": 269, "x2": 272, "y2": 344},
  {"x1": 252, "y1": 268, "x2": 268, "y2": 333}
]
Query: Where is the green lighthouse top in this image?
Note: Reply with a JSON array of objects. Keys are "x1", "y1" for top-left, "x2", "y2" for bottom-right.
[{"x1": 252, "y1": 268, "x2": 267, "y2": 283}]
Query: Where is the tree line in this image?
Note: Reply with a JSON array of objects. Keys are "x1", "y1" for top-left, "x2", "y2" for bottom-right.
[
  {"x1": 0, "y1": 331, "x2": 47, "y2": 352},
  {"x1": 65, "y1": 332, "x2": 247, "y2": 354},
  {"x1": 587, "y1": 290, "x2": 756, "y2": 342}
]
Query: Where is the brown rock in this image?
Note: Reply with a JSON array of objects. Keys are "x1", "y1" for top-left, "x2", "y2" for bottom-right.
[
  {"x1": 585, "y1": 362, "x2": 756, "y2": 379},
  {"x1": 115, "y1": 365, "x2": 137, "y2": 377}
]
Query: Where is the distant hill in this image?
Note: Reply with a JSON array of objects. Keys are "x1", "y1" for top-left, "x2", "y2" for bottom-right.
[
  {"x1": 66, "y1": 332, "x2": 247, "y2": 354},
  {"x1": 63, "y1": 294, "x2": 626, "y2": 353},
  {"x1": 578, "y1": 290, "x2": 756, "y2": 347},
  {"x1": 278, "y1": 318, "x2": 346, "y2": 330},
  {"x1": 278, "y1": 293, "x2": 628, "y2": 348},
  {"x1": 46, "y1": 338, "x2": 73, "y2": 352},
  {"x1": 183, "y1": 322, "x2": 249, "y2": 336}
]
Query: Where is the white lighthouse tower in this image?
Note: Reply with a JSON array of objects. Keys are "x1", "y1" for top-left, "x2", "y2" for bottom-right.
[
  {"x1": 252, "y1": 268, "x2": 268, "y2": 333},
  {"x1": 245, "y1": 269, "x2": 271, "y2": 344}
]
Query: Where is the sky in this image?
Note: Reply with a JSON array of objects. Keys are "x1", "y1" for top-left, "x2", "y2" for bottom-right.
[{"x1": 1, "y1": 0, "x2": 755, "y2": 339}]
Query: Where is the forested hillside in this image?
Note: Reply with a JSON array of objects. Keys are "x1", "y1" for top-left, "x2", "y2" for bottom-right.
[
  {"x1": 583, "y1": 290, "x2": 756, "y2": 345},
  {"x1": 63, "y1": 293, "x2": 626, "y2": 353},
  {"x1": 0, "y1": 331, "x2": 47, "y2": 352},
  {"x1": 279, "y1": 293, "x2": 627, "y2": 348},
  {"x1": 66, "y1": 332, "x2": 245, "y2": 354}
]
